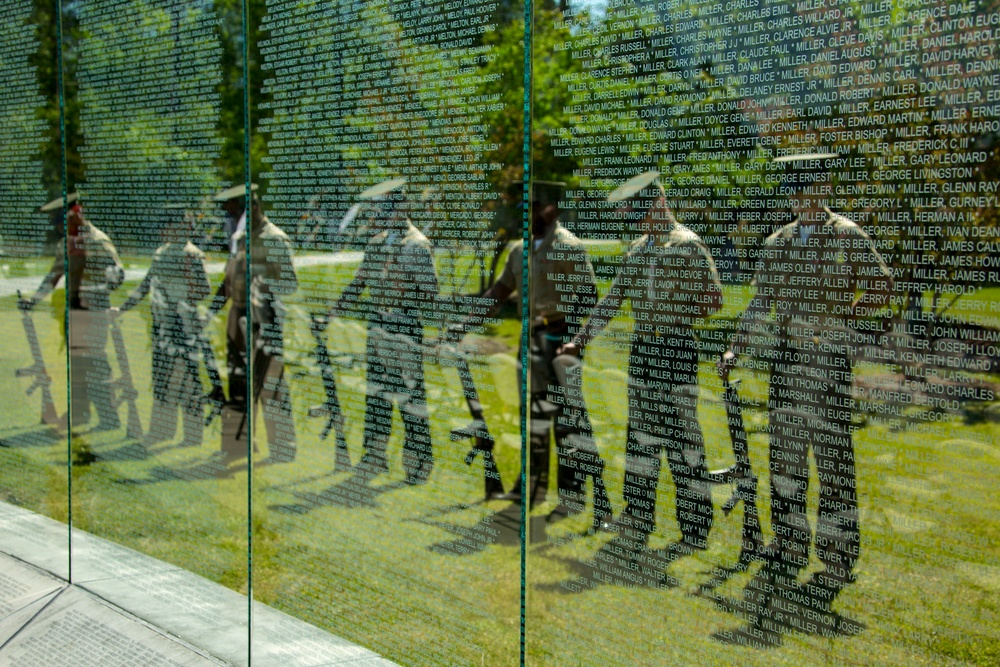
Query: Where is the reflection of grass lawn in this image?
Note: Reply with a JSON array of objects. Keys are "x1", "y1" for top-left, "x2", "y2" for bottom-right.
[{"x1": 0, "y1": 276, "x2": 998, "y2": 665}]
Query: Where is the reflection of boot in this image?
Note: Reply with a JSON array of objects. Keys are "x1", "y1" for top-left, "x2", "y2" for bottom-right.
[
  {"x1": 144, "y1": 400, "x2": 176, "y2": 445},
  {"x1": 180, "y1": 406, "x2": 203, "y2": 447}
]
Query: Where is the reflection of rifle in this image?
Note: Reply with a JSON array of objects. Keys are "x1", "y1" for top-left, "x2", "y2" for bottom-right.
[
  {"x1": 109, "y1": 319, "x2": 143, "y2": 439},
  {"x1": 703, "y1": 379, "x2": 764, "y2": 588},
  {"x1": 441, "y1": 343, "x2": 505, "y2": 500},
  {"x1": 15, "y1": 291, "x2": 58, "y2": 426},
  {"x1": 308, "y1": 314, "x2": 351, "y2": 470},
  {"x1": 197, "y1": 319, "x2": 226, "y2": 427}
]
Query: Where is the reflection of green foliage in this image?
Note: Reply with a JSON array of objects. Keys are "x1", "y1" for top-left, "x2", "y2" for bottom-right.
[{"x1": 74, "y1": 0, "x2": 225, "y2": 251}]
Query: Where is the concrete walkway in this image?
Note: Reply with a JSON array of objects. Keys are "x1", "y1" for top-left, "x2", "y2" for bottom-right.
[{"x1": 0, "y1": 501, "x2": 397, "y2": 667}]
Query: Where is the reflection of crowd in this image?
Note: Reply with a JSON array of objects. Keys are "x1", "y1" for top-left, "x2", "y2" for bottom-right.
[{"x1": 17, "y1": 151, "x2": 898, "y2": 646}]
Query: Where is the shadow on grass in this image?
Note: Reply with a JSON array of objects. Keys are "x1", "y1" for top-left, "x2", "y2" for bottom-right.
[
  {"x1": 698, "y1": 564, "x2": 866, "y2": 649},
  {"x1": 267, "y1": 472, "x2": 408, "y2": 515},
  {"x1": 0, "y1": 425, "x2": 63, "y2": 449},
  {"x1": 533, "y1": 535, "x2": 680, "y2": 595},
  {"x1": 415, "y1": 501, "x2": 523, "y2": 556},
  {"x1": 113, "y1": 454, "x2": 247, "y2": 485}
]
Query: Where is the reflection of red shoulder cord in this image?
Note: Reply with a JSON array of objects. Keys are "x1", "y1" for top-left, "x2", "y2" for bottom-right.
[{"x1": 67, "y1": 202, "x2": 86, "y2": 257}]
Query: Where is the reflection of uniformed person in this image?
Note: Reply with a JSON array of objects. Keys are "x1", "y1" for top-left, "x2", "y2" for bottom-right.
[
  {"x1": 330, "y1": 178, "x2": 439, "y2": 484},
  {"x1": 21, "y1": 194, "x2": 124, "y2": 430},
  {"x1": 454, "y1": 181, "x2": 609, "y2": 522},
  {"x1": 562, "y1": 171, "x2": 722, "y2": 558},
  {"x1": 115, "y1": 208, "x2": 211, "y2": 446},
  {"x1": 214, "y1": 185, "x2": 298, "y2": 462},
  {"x1": 720, "y1": 153, "x2": 893, "y2": 619}
]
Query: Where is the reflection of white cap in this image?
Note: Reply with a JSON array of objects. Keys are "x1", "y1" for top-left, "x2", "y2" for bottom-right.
[
  {"x1": 213, "y1": 183, "x2": 259, "y2": 202},
  {"x1": 772, "y1": 152, "x2": 839, "y2": 164},
  {"x1": 359, "y1": 178, "x2": 406, "y2": 200},
  {"x1": 607, "y1": 171, "x2": 660, "y2": 203},
  {"x1": 40, "y1": 192, "x2": 80, "y2": 212}
]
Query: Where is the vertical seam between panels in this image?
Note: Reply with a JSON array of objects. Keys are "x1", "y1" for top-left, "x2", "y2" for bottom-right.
[{"x1": 520, "y1": 0, "x2": 533, "y2": 664}]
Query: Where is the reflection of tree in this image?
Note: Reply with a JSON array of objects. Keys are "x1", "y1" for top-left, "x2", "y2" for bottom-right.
[
  {"x1": 75, "y1": 0, "x2": 223, "y2": 252},
  {"x1": 753, "y1": 2, "x2": 1000, "y2": 333},
  {"x1": 0, "y1": 1, "x2": 49, "y2": 256}
]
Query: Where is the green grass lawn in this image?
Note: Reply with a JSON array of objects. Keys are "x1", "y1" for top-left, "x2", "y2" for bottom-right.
[{"x1": 0, "y1": 254, "x2": 998, "y2": 666}]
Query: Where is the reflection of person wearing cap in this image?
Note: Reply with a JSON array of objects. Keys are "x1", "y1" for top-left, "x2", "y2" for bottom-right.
[
  {"x1": 561, "y1": 171, "x2": 722, "y2": 561},
  {"x1": 452, "y1": 180, "x2": 609, "y2": 522},
  {"x1": 329, "y1": 178, "x2": 439, "y2": 484},
  {"x1": 216, "y1": 183, "x2": 259, "y2": 254},
  {"x1": 21, "y1": 194, "x2": 124, "y2": 430},
  {"x1": 214, "y1": 185, "x2": 298, "y2": 462},
  {"x1": 114, "y1": 208, "x2": 211, "y2": 447},
  {"x1": 719, "y1": 153, "x2": 893, "y2": 626}
]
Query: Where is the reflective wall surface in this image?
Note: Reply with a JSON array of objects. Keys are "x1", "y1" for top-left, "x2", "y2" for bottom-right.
[{"x1": 0, "y1": 0, "x2": 998, "y2": 665}]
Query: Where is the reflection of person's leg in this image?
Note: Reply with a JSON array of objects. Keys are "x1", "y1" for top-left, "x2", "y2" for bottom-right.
[
  {"x1": 552, "y1": 353, "x2": 591, "y2": 513},
  {"x1": 180, "y1": 349, "x2": 204, "y2": 447},
  {"x1": 83, "y1": 311, "x2": 118, "y2": 429},
  {"x1": 360, "y1": 332, "x2": 391, "y2": 472},
  {"x1": 527, "y1": 397, "x2": 552, "y2": 507},
  {"x1": 767, "y1": 363, "x2": 812, "y2": 579},
  {"x1": 809, "y1": 360, "x2": 858, "y2": 608},
  {"x1": 620, "y1": 376, "x2": 661, "y2": 542},
  {"x1": 665, "y1": 378, "x2": 713, "y2": 550},
  {"x1": 146, "y1": 335, "x2": 177, "y2": 444},
  {"x1": 400, "y1": 344, "x2": 432, "y2": 482},
  {"x1": 261, "y1": 354, "x2": 296, "y2": 462},
  {"x1": 69, "y1": 344, "x2": 90, "y2": 428}
]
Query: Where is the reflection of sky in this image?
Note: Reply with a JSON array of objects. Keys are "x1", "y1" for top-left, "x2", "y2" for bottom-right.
[{"x1": 569, "y1": 0, "x2": 607, "y2": 19}]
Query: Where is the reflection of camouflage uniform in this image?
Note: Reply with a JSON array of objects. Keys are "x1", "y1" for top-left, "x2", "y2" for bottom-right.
[
  {"x1": 351, "y1": 220, "x2": 439, "y2": 480},
  {"x1": 43, "y1": 221, "x2": 124, "y2": 428},
  {"x1": 736, "y1": 210, "x2": 892, "y2": 598},
  {"x1": 497, "y1": 220, "x2": 598, "y2": 509},
  {"x1": 614, "y1": 222, "x2": 721, "y2": 545},
  {"x1": 221, "y1": 218, "x2": 298, "y2": 460},
  {"x1": 120, "y1": 241, "x2": 211, "y2": 444}
]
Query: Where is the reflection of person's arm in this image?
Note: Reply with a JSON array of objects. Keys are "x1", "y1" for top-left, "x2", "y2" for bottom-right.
[
  {"x1": 690, "y1": 241, "x2": 723, "y2": 320},
  {"x1": 852, "y1": 229, "x2": 894, "y2": 317},
  {"x1": 270, "y1": 237, "x2": 298, "y2": 296},
  {"x1": 575, "y1": 250, "x2": 599, "y2": 325},
  {"x1": 208, "y1": 264, "x2": 230, "y2": 318},
  {"x1": 729, "y1": 245, "x2": 773, "y2": 360},
  {"x1": 453, "y1": 247, "x2": 517, "y2": 335},
  {"x1": 333, "y1": 264, "x2": 366, "y2": 317},
  {"x1": 190, "y1": 251, "x2": 212, "y2": 304},
  {"x1": 30, "y1": 254, "x2": 64, "y2": 305},
  {"x1": 104, "y1": 242, "x2": 125, "y2": 293},
  {"x1": 118, "y1": 273, "x2": 152, "y2": 313},
  {"x1": 570, "y1": 274, "x2": 624, "y2": 351}
]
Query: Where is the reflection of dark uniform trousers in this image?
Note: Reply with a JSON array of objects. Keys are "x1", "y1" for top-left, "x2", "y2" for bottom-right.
[
  {"x1": 68, "y1": 303, "x2": 119, "y2": 428},
  {"x1": 363, "y1": 311, "x2": 432, "y2": 477},
  {"x1": 150, "y1": 310, "x2": 202, "y2": 441},
  {"x1": 527, "y1": 320, "x2": 592, "y2": 508},
  {"x1": 768, "y1": 337, "x2": 858, "y2": 593},
  {"x1": 226, "y1": 305, "x2": 296, "y2": 460},
  {"x1": 622, "y1": 329, "x2": 713, "y2": 545}
]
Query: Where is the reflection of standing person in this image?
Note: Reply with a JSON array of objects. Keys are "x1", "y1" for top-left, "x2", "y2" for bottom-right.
[
  {"x1": 453, "y1": 181, "x2": 610, "y2": 523},
  {"x1": 329, "y1": 178, "x2": 439, "y2": 484},
  {"x1": 719, "y1": 153, "x2": 893, "y2": 622},
  {"x1": 561, "y1": 171, "x2": 722, "y2": 559},
  {"x1": 22, "y1": 195, "x2": 124, "y2": 430},
  {"x1": 214, "y1": 185, "x2": 298, "y2": 462},
  {"x1": 115, "y1": 208, "x2": 211, "y2": 447}
]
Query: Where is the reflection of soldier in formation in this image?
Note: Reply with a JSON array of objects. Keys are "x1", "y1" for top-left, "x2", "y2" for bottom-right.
[
  {"x1": 562, "y1": 171, "x2": 722, "y2": 558},
  {"x1": 20, "y1": 194, "x2": 124, "y2": 430},
  {"x1": 719, "y1": 153, "x2": 893, "y2": 624},
  {"x1": 453, "y1": 181, "x2": 609, "y2": 521},
  {"x1": 327, "y1": 178, "x2": 438, "y2": 484},
  {"x1": 213, "y1": 185, "x2": 298, "y2": 462},
  {"x1": 114, "y1": 208, "x2": 211, "y2": 446}
]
